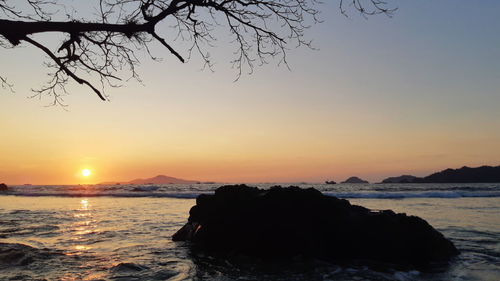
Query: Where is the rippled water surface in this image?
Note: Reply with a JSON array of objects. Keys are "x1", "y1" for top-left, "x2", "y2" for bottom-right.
[
  {"x1": 1, "y1": 183, "x2": 499, "y2": 280},
  {"x1": 0, "y1": 197, "x2": 193, "y2": 280}
]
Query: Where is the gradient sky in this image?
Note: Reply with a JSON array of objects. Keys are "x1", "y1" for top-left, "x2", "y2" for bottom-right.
[{"x1": 1, "y1": 0, "x2": 499, "y2": 184}]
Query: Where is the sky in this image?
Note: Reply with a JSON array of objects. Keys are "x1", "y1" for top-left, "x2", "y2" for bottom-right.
[{"x1": 1, "y1": 0, "x2": 499, "y2": 185}]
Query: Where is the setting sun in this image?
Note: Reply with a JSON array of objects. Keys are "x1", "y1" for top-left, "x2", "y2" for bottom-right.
[{"x1": 81, "y1": 169, "x2": 92, "y2": 177}]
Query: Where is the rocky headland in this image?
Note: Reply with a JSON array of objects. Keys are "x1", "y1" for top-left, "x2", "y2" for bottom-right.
[{"x1": 381, "y1": 165, "x2": 500, "y2": 183}]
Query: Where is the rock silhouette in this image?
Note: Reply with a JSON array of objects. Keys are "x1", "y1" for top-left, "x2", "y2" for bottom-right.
[
  {"x1": 341, "y1": 176, "x2": 369, "y2": 184},
  {"x1": 0, "y1": 183, "x2": 8, "y2": 191},
  {"x1": 173, "y1": 185, "x2": 459, "y2": 270},
  {"x1": 381, "y1": 175, "x2": 419, "y2": 183}
]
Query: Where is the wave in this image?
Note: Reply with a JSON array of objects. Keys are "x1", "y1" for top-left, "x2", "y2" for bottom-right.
[
  {"x1": 132, "y1": 186, "x2": 160, "y2": 192},
  {"x1": 0, "y1": 191, "x2": 203, "y2": 199},
  {"x1": 2, "y1": 190, "x2": 500, "y2": 199},
  {"x1": 0, "y1": 242, "x2": 62, "y2": 267},
  {"x1": 324, "y1": 191, "x2": 500, "y2": 199},
  {"x1": 371, "y1": 185, "x2": 500, "y2": 192}
]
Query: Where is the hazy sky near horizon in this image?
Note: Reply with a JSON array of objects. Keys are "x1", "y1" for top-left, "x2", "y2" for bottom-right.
[{"x1": 1, "y1": 0, "x2": 499, "y2": 184}]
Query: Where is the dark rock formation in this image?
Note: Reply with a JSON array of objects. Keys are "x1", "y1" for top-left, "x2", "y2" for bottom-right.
[
  {"x1": 173, "y1": 185, "x2": 459, "y2": 270},
  {"x1": 341, "y1": 176, "x2": 369, "y2": 184},
  {"x1": 0, "y1": 183, "x2": 8, "y2": 191},
  {"x1": 325, "y1": 180, "x2": 336, "y2": 184},
  {"x1": 381, "y1": 175, "x2": 419, "y2": 184}
]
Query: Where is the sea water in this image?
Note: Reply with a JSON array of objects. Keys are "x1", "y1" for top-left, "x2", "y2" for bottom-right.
[{"x1": 1, "y1": 183, "x2": 499, "y2": 280}]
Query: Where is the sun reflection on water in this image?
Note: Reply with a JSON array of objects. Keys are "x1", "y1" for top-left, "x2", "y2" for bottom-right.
[
  {"x1": 70, "y1": 198, "x2": 95, "y2": 254},
  {"x1": 80, "y1": 199, "x2": 89, "y2": 210},
  {"x1": 74, "y1": 245, "x2": 91, "y2": 251}
]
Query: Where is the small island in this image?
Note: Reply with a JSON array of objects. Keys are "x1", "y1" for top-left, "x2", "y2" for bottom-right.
[
  {"x1": 341, "y1": 176, "x2": 369, "y2": 184},
  {"x1": 381, "y1": 175, "x2": 419, "y2": 184}
]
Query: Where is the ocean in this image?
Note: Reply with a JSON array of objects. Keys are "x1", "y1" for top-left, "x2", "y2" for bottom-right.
[{"x1": 0, "y1": 183, "x2": 499, "y2": 280}]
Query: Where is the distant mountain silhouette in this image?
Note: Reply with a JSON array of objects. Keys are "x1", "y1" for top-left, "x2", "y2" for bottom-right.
[
  {"x1": 381, "y1": 165, "x2": 500, "y2": 183},
  {"x1": 381, "y1": 175, "x2": 419, "y2": 184},
  {"x1": 341, "y1": 176, "x2": 369, "y2": 184},
  {"x1": 101, "y1": 175, "x2": 199, "y2": 185}
]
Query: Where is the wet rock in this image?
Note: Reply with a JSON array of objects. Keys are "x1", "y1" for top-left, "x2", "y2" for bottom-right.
[{"x1": 173, "y1": 185, "x2": 459, "y2": 270}]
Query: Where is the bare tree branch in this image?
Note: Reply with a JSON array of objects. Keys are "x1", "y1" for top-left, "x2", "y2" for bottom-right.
[
  {"x1": 0, "y1": 0, "x2": 395, "y2": 104},
  {"x1": 1, "y1": 74, "x2": 14, "y2": 92},
  {"x1": 23, "y1": 36, "x2": 108, "y2": 100}
]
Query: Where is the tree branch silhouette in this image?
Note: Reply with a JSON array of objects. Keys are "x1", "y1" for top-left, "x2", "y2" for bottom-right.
[{"x1": 0, "y1": 0, "x2": 394, "y2": 103}]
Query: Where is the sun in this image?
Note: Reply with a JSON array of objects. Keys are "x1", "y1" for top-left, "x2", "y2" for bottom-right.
[{"x1": 81, "y1": 169, "x2": 92, "y2": 177}]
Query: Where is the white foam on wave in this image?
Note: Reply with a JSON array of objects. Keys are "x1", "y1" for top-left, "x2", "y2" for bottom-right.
[
  {"x1": 132, "y1": 186, "x2": 160, "y2": 192},
  {"x1": 3, "y1": 185, "x2": 500, "y2": 199},
  {"x1": 4, "y1": 190, "x2": 500, "y2": 199},
  {"x1": 324, "y1": 191, "x2": 500, "y2": 199},
  {"x1": 0, "y1": 191, "x2": 202, "y2": 198}
]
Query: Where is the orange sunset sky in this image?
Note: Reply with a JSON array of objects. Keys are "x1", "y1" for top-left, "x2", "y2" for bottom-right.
[{"x1": 1, "y1": 1, "x2": 499, "y2": 185}]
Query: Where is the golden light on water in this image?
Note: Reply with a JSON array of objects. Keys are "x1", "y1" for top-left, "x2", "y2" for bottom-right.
[
  {"x1": 74, "y1": 245, "x2": 91, "y2": 251},
  {"x1": 70, "y1": 198, "x2": 94, "y2": 256},
  {"x1": 80, "y1": 199, "x2": 89, "y2": 210},
  {"x1": 81, "y1": 169, "x2": 92, "y2": 177}
]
